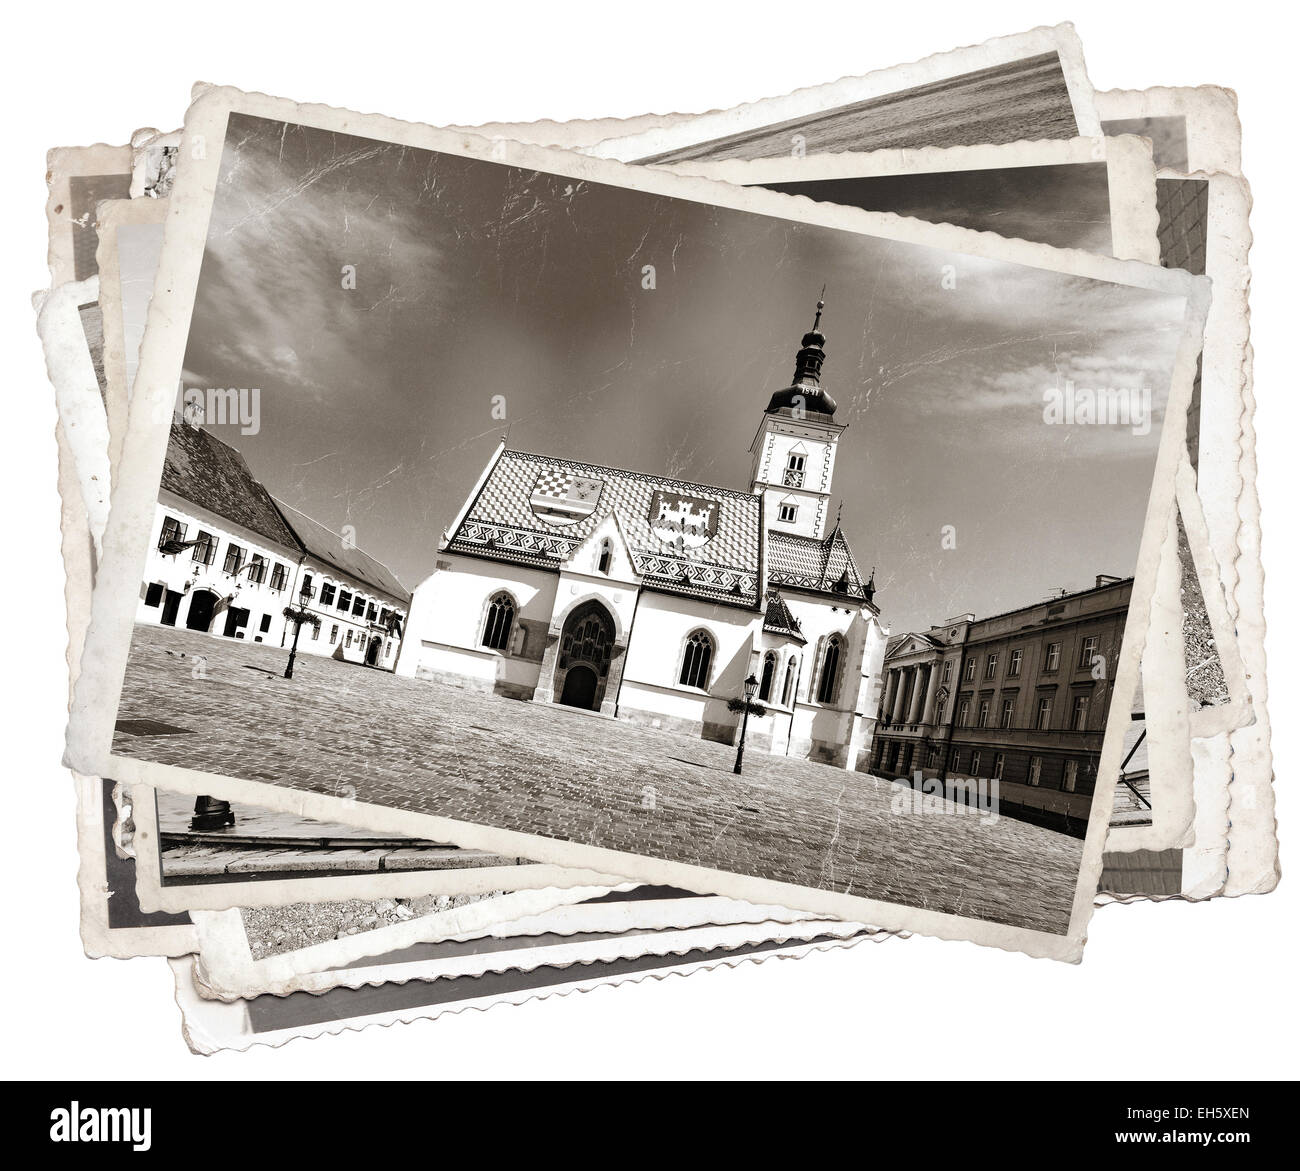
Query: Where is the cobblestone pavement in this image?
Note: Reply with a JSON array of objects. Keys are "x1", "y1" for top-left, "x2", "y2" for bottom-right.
[{"x1": 114, "y1": 626, "x2": 1085, "y2": 934}]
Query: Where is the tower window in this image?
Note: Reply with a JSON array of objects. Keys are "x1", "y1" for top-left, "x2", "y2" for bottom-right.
[
  {"x1": 678, "y1": 630, "x2": 714, "y2": 690},
  {"x1": 481, "y1": 592, "x2": 515, "y2": 652},
  {"x1": 777, "y1": 502, "x2": 799, "y2": 524}
]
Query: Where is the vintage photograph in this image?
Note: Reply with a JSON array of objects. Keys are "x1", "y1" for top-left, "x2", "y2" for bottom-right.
[{"x1": 66, "y1": 89, "x2": 1208, "y2": 959}]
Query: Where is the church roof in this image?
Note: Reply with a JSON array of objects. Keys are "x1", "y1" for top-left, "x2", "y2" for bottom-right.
[
  {"x1": 272, "y1": 498, "x2": 410, "y2": 605},
  {"x1": 160, "y1": 423, "x2": 300, "y2": 551},
  {"x1": 762, "y1": 590, "x2": 806, "y2": 643},
  {"x1": 766, "y1": 526, "x2": 871, "y2": 602},
  {"x1": 447, "y1": 449, "x2": 764, "y2": 608}
]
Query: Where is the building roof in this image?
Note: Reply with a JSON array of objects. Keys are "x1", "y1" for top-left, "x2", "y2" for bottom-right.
[
  {"x1": 273, "y1": 498, "x2": 410, "y2": 605},
  {"x1": 160, "y1": 423, "x2": 300, "y2": 550},
  {"x1": 766, "y1": 526, "x2": 872, "y2": 601},
  {"x1": 447, "y1": 448, "x2": 765, "y2": 608},
  {"x1": 762, "y1": 590, "x2": 806, "y2": 643}
]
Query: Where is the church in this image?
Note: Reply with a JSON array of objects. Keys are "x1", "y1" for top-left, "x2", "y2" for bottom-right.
[{"x1": 395, "y1": 302, "x2": 890, "y2": 769}]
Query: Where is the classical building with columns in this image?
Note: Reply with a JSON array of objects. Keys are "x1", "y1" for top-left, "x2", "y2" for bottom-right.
[
  {"x1": 396, "y1": 301, "x2": 891, "y2": 768},
  {"x1": 869, "y1": 576, "x2": 1132, "y2": 834}
]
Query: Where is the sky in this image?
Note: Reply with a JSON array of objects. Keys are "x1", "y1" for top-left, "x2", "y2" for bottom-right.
[{"x1": 168, "y1": 112, "x2": 1190, "y2": 634}]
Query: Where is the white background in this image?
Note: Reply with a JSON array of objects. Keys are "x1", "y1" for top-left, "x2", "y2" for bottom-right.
[{"x1": 3, "y1": 0, "x2": 1296, "y2": 1078}]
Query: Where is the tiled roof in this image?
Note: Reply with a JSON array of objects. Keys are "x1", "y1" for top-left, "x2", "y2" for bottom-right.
[
  {"x1": 160, "y1": 423, "x2": 299, "y2": 550},
  {"x1": 767, "y1": 527, "x2": 869, "y2": 599},
  {"x1": 273, "y1": 499, "x2": 410, "y2": 605},
  {"x1": 762, "y1": 591, "x2": 806, "y2": 643},
  {"x1": 448, "y1": 449, "x2": 764, "y2": 608}
]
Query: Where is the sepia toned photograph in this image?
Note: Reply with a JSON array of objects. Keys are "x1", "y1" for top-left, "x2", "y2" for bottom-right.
[{"x1": 65, "y1": 88, "x2": 1209, "y2": 960}]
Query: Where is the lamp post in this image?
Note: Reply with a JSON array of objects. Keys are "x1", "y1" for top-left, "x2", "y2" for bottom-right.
[
  {"x1": 283, "y1": 581, "x2": 316, "y2": 679},
  {"x1": 733, "y1": 673, "x2": 761, "y2": 775}
]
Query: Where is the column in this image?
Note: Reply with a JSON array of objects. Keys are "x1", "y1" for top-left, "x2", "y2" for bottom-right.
[
  {"x1": 906, "y1": 665, "x2": 926, "y2": 725},
  {"x1": 881, "y1": 669, "x2": 898, "y2": 721},
  {"x1": 891, "y1": 667, "x2": 910, "y2": 723},
  {"x1": 921, "y1": 662, "x2": 942, "y2": 726}
]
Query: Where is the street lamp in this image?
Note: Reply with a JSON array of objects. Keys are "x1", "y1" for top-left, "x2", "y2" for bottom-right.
[
  {"x1": 733, "y1": 673, "x2": 761, "y2": 775},
  {"x1": 283, "y1": 580, "x2": 317, "y2": 679}
]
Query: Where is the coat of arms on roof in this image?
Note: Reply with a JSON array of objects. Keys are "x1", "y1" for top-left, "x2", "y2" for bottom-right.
[
  {"x1": 529, "y1": 469, "x2": 604, "y2": 526},
  {"x1": 649, "y1": 489, "x2": 719, "y2": 551}
]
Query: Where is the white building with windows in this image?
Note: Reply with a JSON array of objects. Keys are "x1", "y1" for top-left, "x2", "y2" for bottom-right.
[
  {"x1": 136, "y1": 422, "x2": 409, "y2": 668},
  {"x1": 396, "y1": 302, "x2": 890, "y2": 768}
]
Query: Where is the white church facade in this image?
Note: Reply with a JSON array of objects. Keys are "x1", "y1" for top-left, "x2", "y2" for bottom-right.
[{"x1": 395, "y1": 303, "x2": 890, "y2": 769}]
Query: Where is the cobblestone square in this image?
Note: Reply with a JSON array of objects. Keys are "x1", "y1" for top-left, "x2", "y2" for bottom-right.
[{"x1": 113, "y1": 625, "x2": 1085, "y2": 933}]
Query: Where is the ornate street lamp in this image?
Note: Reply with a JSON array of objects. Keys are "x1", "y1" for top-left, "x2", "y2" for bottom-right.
[
  {"x1": 282, "y1": 579, "x2": 320, "y2": 679},
  {"x1": 731, "y1": 673, "x2": 764, "y2": 775}
]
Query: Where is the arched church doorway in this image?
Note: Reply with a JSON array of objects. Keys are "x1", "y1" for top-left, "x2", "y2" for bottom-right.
[
  {"x1": 555, "y1": 600, "x2": 615, "y2": 711},
  {"x1": 559, "y1": 664, "x2": 598, "y2": 709},
  {"x1": 185, "y1": 589, "x2": 219, "y2": 632}
]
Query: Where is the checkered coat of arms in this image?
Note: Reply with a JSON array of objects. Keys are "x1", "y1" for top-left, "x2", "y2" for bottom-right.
[{"x1": 529, "y1": 468, "x2": 605, "y2": 526}]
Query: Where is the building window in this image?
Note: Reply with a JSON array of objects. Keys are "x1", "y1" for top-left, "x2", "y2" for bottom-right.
[
  {"x1": 963, "y1": 656, "x2": 975, "y2": 682},
  {"x1": 777, "y1": 502, "x2": 799, "y2": 524},
  {"x1": 481, "y1": 592, "x2": 515, "y2": 652},
  {"x1": 337, "y1": 589, "x2": 352, "y2": 612},
  {"x1": 192, "y1": 530, "x2": 216, "y2": 566},
  {"x1": 926, "y1": 746, "x2": 938, "y2": 768},
  {"x1": 320, "y1": 583, "x2": 336, "y2": 607},
  {"x1": 345, "y1": 630, "x2": 353, "y2": 648},
  {"x1": 311, "y1": 624, "x2": 319, "y2": 641},
  {"x1": 970, "y1": 751, "x2": 981, "y2": 776},
  {"x1": 1035, "y1": 696, "x2": 1053, "y2": 730},
  {"x1": 1071, "y1": 693, "x2": 1090, "y2": 731},
  {"x1": 1028, "y1": 756, "x2": 1043, "y2": 786},
  {"x1": 329, "y1": 624, "x2": 338, "y2": 645},
  {"x1": 977, "y1": 699, "x2": 990, "y2": 728},
  {"x1": 158, "y1": 515, "x2": 187, "y2": 551},
  {"x1": 258, "y1": 614, "x2": 271, "y2": 633},
  {"x1": 782, "y1": 659, "x2": 797, "y2": 707},
  {"x1": 247, "y1": 554, "x2": 267, "y2": 584},
  {"x1": 597, "y1": 538, "x2": 613, "y2": 575},
  {"x1": 816, "y1": 635, "x2": 842, "y2": 704},
  {"x1": 1064, "y1": 760, "x2": 1079, "y2": 792},
  {"x1": 367, "y1": 602, "x2": 377, "y2": 622},
  {"x1": 942, "y1": 659, "x2": 952, "y2": 684},
  {"x1": 269, "y1": 563, "x2": 288, "y2": 591},
  {"x1": 984, "y1": 652, "x2": 998, "y2": 680},
  {"x1": 759, "y1": 652, "x2": 777, "y2": 702},
  {"x1": 679, "y1": 630, "x2": 714, "y2": 690},
  {"x1": 1045, "y1": 642, "x2": 1061, "y2": 672},
  {"x1": 1078, "y1": 635, "x2": 1098, "y2": 669},
  {"x1": 223, "y1": 543, "x2": 245, "y2": 575},
  {"x1": 144, "y1": 583, "x2": 164, "y2": 607},
  {"x1": 1008, "y1": 648, "x2": 1023, "y2": 677},
  {"x1": 386, "y1": 642, "x2": 393, "y2": 658},
  {"x1": 993, "y1": 753, "x2": 1005, "y2": 780},
  {"x1": 951, "y1": 751, "x2": 962, "y2": 774},
  {"x1": 783, "y1": 452, "x2": 806, "y2": 488},
  {"x1": 1000, "y1": 697, "x2": 1015, "y2": 729},
  {"x1": 352, "y1": 596, "x2": 366, "y2": 617},
  {"x1": 957, "y1": 699, "x2": 970, "y2": 727}
]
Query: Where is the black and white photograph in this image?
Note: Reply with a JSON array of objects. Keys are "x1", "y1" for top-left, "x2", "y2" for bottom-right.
[
  {"x1": 66, "y1": 85, "x2": 1209, "y2": 961},
  {"x1": 11, "y1": 1, "x2": 1295, "y2": 1105}
]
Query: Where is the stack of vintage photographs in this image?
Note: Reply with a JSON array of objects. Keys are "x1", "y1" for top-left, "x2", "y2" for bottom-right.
[{"x1": 39, "y1": 22, "x2": 1274, "y2": 1052}]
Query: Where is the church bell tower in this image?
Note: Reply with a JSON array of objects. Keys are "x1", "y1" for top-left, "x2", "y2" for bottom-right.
[{"x1": 749, "y1": 296, "x2": 846, "y2": 540}]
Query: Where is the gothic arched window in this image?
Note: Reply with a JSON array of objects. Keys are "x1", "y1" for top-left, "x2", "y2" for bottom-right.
[
  {"x1": 759, "y1": 652, "x2": 777, "y2": 701},
  {"x1": 678, "y1": 630, "x2": 715, "y2": 690},
  {"x1": 816, "y1": 635, "x2": 843, "y2": 704},
  {"x1": 597, "y1": 538, "x2": 612, "y2": 576},
  {"x1": 481, "y1": 592, "x2": 515, "y2": 651},
  {"x1": 782, "y1": 658, "x2": 797, "y2": 707}
]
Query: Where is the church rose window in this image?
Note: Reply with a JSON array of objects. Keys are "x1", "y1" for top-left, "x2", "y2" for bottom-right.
[
  {"x1": 759, "y1": 652, "x2": 776, "y2": 701},
  {"x1": 481, "y1": 593, "x2": 515, "y2": 651},
  {"x1": 816, "y1": 635, "x2": 842, "y2": 704},
  {"x1": 679, "y1": 630, "x2": 714, "y2": 690}
]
